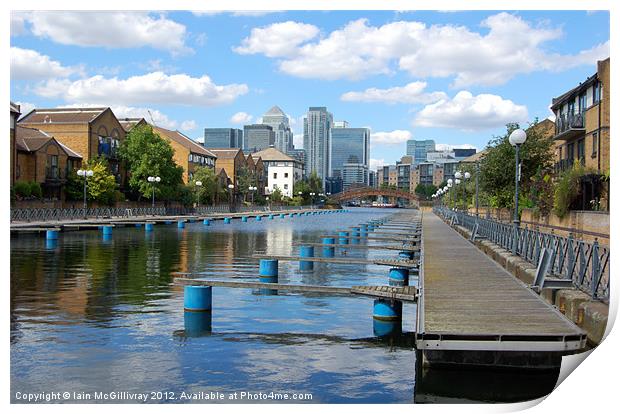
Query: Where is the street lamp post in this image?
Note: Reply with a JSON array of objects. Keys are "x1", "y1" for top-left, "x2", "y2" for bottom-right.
[
  {"x1": 463, "y1": 171, "x2": 471, "y2": 212},
  {"x1": 77, "y1": 169, "x2": 94, "y2": 216},
  {"x1": 248, "y1": 186, "x2": 257, "y2": 206},
  {"x1": 147, "y1": 176, "x2": 161, "y2": 210},
  {"x1": 454, "y1": 171, "x2": 463, "y2": 211},
  {"x1": 447, "y1": 179, "x2": 453, "y2": 209},
  {"x1": 475, "y1": 161, "x2": 480, "y2": 219},
  {"x1": 509, "y1": 128, "x2": 527, "y2": 255},
  {"x1": 309, "y1": 192, "x2": 316, "y2": 209},
  {"x1": 195, "y1": 180, "x2": 203, "y2": 211},
  {"x1": 228, "y1": 184, "x2": 235, "y2": 212},
  {"x1": 454, "y1": 179, "x2": 461, "y2": 211}
]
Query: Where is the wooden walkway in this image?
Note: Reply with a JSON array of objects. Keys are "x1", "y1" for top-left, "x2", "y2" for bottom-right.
[
  {"x1": 417, "y1": 212, "x2": 586, "y2": 352},
  {"x1": 175, "y1": 278, "x2": 418, "y2": 302}
]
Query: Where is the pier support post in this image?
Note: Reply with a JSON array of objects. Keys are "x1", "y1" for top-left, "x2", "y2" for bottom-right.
[
  {"x1": 184, "y1": 311, "x2": 212, "y2": 337},
  {"x1": 373, "y1": 319, "x2": 403, "y2": 337},
  {"x1": 338, "y1": 231, "x2": 350, "y2": 245},
  {"x1": 102, "y1": 225, "x2": 113, "y2": 236},
  {"x1": 373, "y1": 299, "x2": 403, "y2": 321},
  {"x1": 224, "y1": 217, "x2": 232, "y2": 224},
  {"x1": 322, "y1": 237, "x2": 336, "y2": 258},
  {"x1": 299, "y1": 245, "x2": 315, "y2": 271},
  {"x1": 351, "y1": 227, "x2": 361, "y2": 245},
  {"x1": 256, "y1": 215, "x2": 262, "y2": 221},
  {"x1": 259, "y1": 259, "x2": 279, "y2": 281},
  {"x1": 135, "y1": 223, "x2": 143, "y2": 228},
  {"x1": 360, "y1": 224, "x2": 368, "y2": 236},
  {"x1": 177, "y1": 221, "x2": 185, "y2": 229},
  {"x1": 165, "y1": 220, "x2": 173, "y2": 225},
  {"x1": 388, "y1": 267, "x2": 410, "y2": 286},
  {"x1": 46, "y1": 230, "x2": 59, "y2": 240},
  {"x1": 242, "y1": 216, "x2": 248, "y2": 222},
  {"x1": 184, "y1": 286, "x2": 212, "y2": 312},
  {"x1": 145, "y1": 223, "x2": 154, "y2": 232},
  {"x1": 280, "y1": 213, "x2": 286, "y2": 218},
  {"x1": 203, "y1": 219, "x2": 211, "y2": 226},
  {"x1": 269, "y1": 214, "x2": 274, "y2": 220}
]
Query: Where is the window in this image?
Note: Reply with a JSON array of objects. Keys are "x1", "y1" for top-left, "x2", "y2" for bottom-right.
[
  {"x1": 284, "y1": 184, "x2": 288, "y2": 189},
  {"x1": 592, "y1": 132, "x2": 599, "y2": 158},
  {"x1": 272, "y1": 184, "x2": 277, "y2": 189},
  {"x1": 577, "y1": 139, "x2": 585, "y2": 164},
  {"x1": 593, "y1": 81, "x2": 601, "y2": 104},
  {"x1": 579, "y1": 94, "x2": 587, "y2": 112},
  {"x1": 284, "y1": 172, "x2": 289, "y2": 178},
  {"x1": 273, "y1": 173, "x2": 277, "y2": 179}
]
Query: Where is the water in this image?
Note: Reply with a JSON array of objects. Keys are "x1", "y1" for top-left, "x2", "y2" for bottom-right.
[{"x1": 11, "y1": 209, "x2": 419, "y2": 403}]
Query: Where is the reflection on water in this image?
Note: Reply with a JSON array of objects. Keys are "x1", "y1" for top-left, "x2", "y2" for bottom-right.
[{"x1": 11, "y1": 209, "x2": 418, "y2": 403}]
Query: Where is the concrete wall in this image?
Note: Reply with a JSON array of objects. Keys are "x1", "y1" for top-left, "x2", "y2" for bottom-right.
[{"x1": 520, "y1": 208, "x2": 609, "y2": 244}]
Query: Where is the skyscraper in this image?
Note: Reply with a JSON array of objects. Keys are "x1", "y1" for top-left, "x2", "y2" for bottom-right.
[
  {"x1": 406, "y1": 139, "x2": 436, "y2": 164},
  {"x1": 243, "y1": 124, "x2": 275, "y2": 153},
  {"x1": 261, "y1": 106, "x2": 294, "y2": 153},
  {"x1": 204, "y1": 128, "x2": 243, "y2": 148},
  {"x1": 330, "y1": 127, "x2": 370, "y2": 180},
  {"x1": 303, "y1": 107, "x2": 332, "y2": 183}
]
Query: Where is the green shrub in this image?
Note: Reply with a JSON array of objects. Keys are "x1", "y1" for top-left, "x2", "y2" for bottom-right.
[
  {"x1": 553, "y1": 165, "x2": 596, "y2": 218},
  {"x1": 14, "y1": 181, "x2": 32, "y2": 198},
  {"x1": 29, "y1": 181, "x2": 42, "y2": 198}
]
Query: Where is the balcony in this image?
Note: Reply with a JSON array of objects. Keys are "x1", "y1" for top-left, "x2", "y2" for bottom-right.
[
  {"x1": 45, "y1": 167, "x2": 66, "y2": 185},
  {"x1": 555, "y1": 112, "x2": 585, "y2": 141}
]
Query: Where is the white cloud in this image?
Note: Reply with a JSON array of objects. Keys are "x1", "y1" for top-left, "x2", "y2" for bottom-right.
[
  {"x1": 22, "y1": 11, "x2": 191, "y2": 55},
  {"x1": 369, "y1": 158, "x2": 385, "y2": 170},
  {"x1": 10, "y1": 47, "x2": 82, "y2": 80},
  {"x1": 370, "y1": 130, "x2": 412, "y2": 146},
  {"x1": 341, "y1": 82, "x2": 447, "y2": 104},
  {"x1": 234, "y1": 21, "x2": 319, "y2": 58},
  {"x1": 35, "y1": 71, "x2": 248, "y2": 107},
  {"x1": 234, "y1": 14, "x2": 609, "y2": 85},
  {"x1": 180, "y1": 120, "x2": 197, "y2": 131},
  {"x1": 193, "y1": 11, "x2": 282, "y2": 17},
  {"x1": 293, "y1": 133, "x2": 303, "y2": 148},
  {"x1": 11, "y1": 12, "x2": 29, "y2": 35},
  {"x1": 413, "y1": 91, "x2": 528, "y2": 131},
  {"x1": 230, "y1": 112, "x2": 253, "y2": 124}
]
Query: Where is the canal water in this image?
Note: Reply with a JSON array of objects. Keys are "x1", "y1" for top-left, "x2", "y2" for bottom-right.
[{"x1": 11, "y1": 208, "x2": 420, "y2": 403}]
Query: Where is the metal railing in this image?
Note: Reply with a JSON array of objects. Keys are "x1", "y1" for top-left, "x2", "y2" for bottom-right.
[
  {"x1": 11, "y1": 205, "x2": 315, "y2": 223},
  {"x1": 556, "y1": 111, "x2": 585, "y2": 135},
  {"x1": 434, "y1": 207, "x2": 609, "y2": 302}
]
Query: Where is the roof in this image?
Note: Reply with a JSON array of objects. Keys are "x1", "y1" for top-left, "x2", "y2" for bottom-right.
[
  {"x1": 264, "y1": 105, "x2": 285, "y2": 116},
  {"x1": 118, "y1": 117, "x2": 146, "y2": 132},
  {"x1": 152, "y1": 126, "x2": 216, "y2": 158},
  {"x1": 251, "y1": 147, "x2": 298, "y2": 162},
  {"x1": 550, "y1": 72, "x2": 598, "y2": 110},
  {"x1": 15, "y1": 125, "x2": 82, "y2": 158},
  {"x1": 10, "y1": 102, "x2": 20, "y2": 114},
  {"x1": 208, "y1": 148, "x2": 244, "y2": 159},
  {"x1": 461, "y1": 149, "x2": 488, "y2": 163},
  {"x1": 19, "y1": 107, "x2": 108, "y2": 124}
]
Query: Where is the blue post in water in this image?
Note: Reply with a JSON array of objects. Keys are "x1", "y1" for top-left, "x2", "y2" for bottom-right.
[
  {"x1": 280, "y1": 213, "x2": 285, "y2": 218},
  {"x1": 203, "y1": 218, "x2": 211, "y2": 226},
  {"x1": 184, "y1": 286, "x2": 212, "y2": 312},
  {"x1": 351, "y1": 227, "x2": 361, "y2": 245},
  {"x1": 45, "y1": 239, "x2": 58, "y2": 250},
  {"x1": 360, "y1": 223, "x2": 368, "y2": 236},
  {"x1": 184, "y1": 311, "x2": 212, "y2": 337},
  {"x1": 322, "y1": 237, "x2": 335, "y2": 258},
  {"x1": 259, "y1": 259, "x2": 278, "y2": 281},
  {"x1": 368, "y1": 223, "x2": 376, "y2": 232},
  {"x1": 102, "y1": 225, "x2": 113, "y2": 236},
  {"x1": 373, "y1": 299, "x2": 403, "y2": 321},
  {"x1": 373, "y1": 319, "x2": 402, "y2": 337},
  {"x1": 177, "y1": 220, "x2": 185, "y2": 229},
  {"x1": 242, "y1": 216, "x2": 248, "y2": 222},
  {"x1": 256, "y1": 215, "x2": 262, "y2": 221},
  {"x1": 289, "y1": 213, "x2": 294, "y2": 218},
  {"x1": 145, "y1": 223, "x2": 154, "y2": 232},
  {"x1": 135, "y1": 223, "x2": 143, "y2": 228},
  {"x1": 187, "y1": 218, "x2": 195, "y2": 223},
  {"x1": 224, "y1": 217, "x2": 231, "y2": 224},
  {"x1": 269, "y1": 214, "x2": 274, "y2": 220},
  {"x1": 46, "y1": 229, "x2": 59, "y2": 240},
  {"x1": 299, "y1": 245, "x2": 315, "y2": 271},
  {"x1": 165, "y1": 220, "x2": 173, "y2": 225},
  {"x1": 388, "y1": 267, "x2": 410, "y2": 287},
  {"x1": 338, "y1": 231, "x2": 349, "y2": 245}
]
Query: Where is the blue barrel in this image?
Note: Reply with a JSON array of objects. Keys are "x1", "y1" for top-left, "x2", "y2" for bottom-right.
[
  {"x1": 46, "y1": 230, "x2": 59, "y2": 240},
  {"x1": 322, "y1": 237, "x2": 336, "y2": 258},
  {"x1": 102, "y1": 225, "x2": 113, "y2": 236},
  {"x1": 256, "y1": 216, "x2": 262, "y2": 221},
  {"x1": 368, "y1": 224, "x2": 375, "y2": 232},
  {"x1": 373, "y1": 299, "x2": 403, "y2": 321},
  {"x1": 135, "y1": 223, "x2": 143, "y2": 228},
  {"x1": 203, "y1": 219, "x2": 211, "y2": 226},
  {"x1": 360, "y1": 224, "x2": 368, "y2": 236},
  {"x1": 184, "y1": 286, "x2": 212, "y2": 312},
  {"x1": 177, "y1": 220, "x2": 185, "y2": 229},
  {"x1": 259, "y1": 259, "x2": 278, "y2": 278},
  {"x1": 338, "y1": 231, "x2": 349, "y2": 245},
  {"x1": 269, "y1": 214, "x2": 274, "y2": 220},
  {"x1": 184, "y1": 311, "x2": 212, "y2": 337},
  {"x1": 352, "y1": 227, "x2": 361, "y2": 238},
  {"x1": 280, "y1": 214, "x2": 285, "y2": 218},
  {"x1": 224, "y1": 217, "x2": 231, "y2": 224},
  {"x1": 165, "y1": 220, "x2": 173, "y2": 225},
  {"x1": 242, "y1": 216, "x2": 248, "y2": 222},
  {"x1": 373, "y1": 319, "x2": 402, "y2": 337},
  {"x1": 388, "y1": 268, "x2": 410, "y2": 286},
  {"x1": 45, "y1": 239, "x2": 58, "y2": 250},
  {"x1": 102, "y1": 233, "x2": 112, "y2": 243},
  {"x1": 288, "y1": 213, "x2": 294, "y2": 218},
  {"x1": 145, "y1": 223, "x2": 154, "y2": 232},
  {"x1": 299, "y1": 245, "x2": 315, "y2": 271},
  {"x1": 399, "y1": 251, "x2": 414, "y2": 260}
]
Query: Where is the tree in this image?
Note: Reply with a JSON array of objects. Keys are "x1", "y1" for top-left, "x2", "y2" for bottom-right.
[
  {"x1": 235, "y1": 165, "x2": 255, "y2": 203},
  {"x1": 480, "y1": 121, "x2": 554, "y2": 209},
  {"x1": 308, "y1": 171, "x2": 322, "y2": 194},
  {"x1": 415, "y1": 183, "x2": 438, "y2": 200},
  {"x1": 191, "y1": 166, "x2": 225, "y2": 206},
  {"x1": 118, "y1": 124, "x2": 184, "y2": 202},
  {"x1": 66, "y1": 157, "x2": 118, "y2": 205},
  {"x1": 270, "y1": 187, "x2": 283, "y2": 203}
]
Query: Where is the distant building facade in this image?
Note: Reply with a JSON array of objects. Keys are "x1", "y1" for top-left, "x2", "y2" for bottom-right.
[
  {"x1": 406, "y1": 139, "x2": 436, "y2": 164},
  {"x1": 261, "y1": 106, "x2": 293, "y2": 153},
  {"x1": 243, "y1": 124, "x2": 275, "y2": 153},
  {"x1": 342, "y1": 163, "x2": 368, "y2": 190},
  {"x1": 252, "y1": 147, "x2": 304, "y2": 198},
  {"x1": 204, "y1": 128, "x2": 243, "y2": 149},
  {"x1": 303, "y1": 106, "x2": 332, "y2": 183},
  {"x1": 330, "y1": 127, "x2": 370, "y2": 180}
]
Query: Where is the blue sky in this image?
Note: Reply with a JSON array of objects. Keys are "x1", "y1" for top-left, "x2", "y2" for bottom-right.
[{"x1": 10, "y1": 10, "x2": 610, "y2": 170}]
